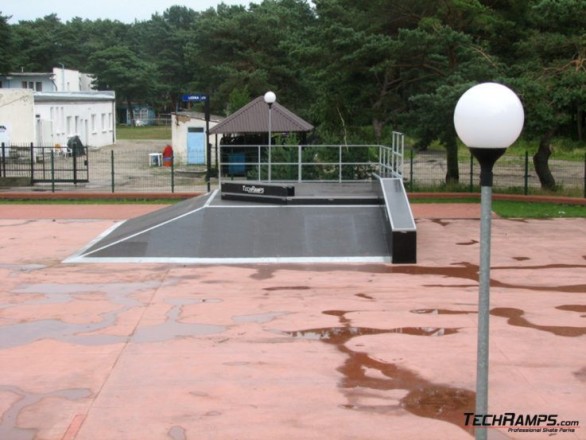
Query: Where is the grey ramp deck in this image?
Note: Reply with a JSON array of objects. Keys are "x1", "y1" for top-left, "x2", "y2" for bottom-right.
[
  {"x1": 79, "y1": 201, "x2": 390, "y2": 262},
  {"x1": 82, "y1": 193, "x2": 213, "y2": 254}
]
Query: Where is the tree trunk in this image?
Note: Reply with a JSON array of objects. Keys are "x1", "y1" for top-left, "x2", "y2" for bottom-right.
[
  {"x1": 577, "y1": 106, "x2": 583, "y2": 141},
  {"x1": 372, "y1": 118, "x2": 384, "y2": 143},
  {"x1": 445, "y1": 135, "x2": 459, "y2": 184},
  {"x1": 533, "y1": 131, "x2": 556, "y2": 190},
  {"x1": 127, "y1": 98, "x2": 136, "y2": 126}
]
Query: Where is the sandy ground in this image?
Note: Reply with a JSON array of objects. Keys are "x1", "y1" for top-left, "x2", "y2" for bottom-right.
[{"x1": 0, "y1": 203, "x2": 584, "y2": 440}]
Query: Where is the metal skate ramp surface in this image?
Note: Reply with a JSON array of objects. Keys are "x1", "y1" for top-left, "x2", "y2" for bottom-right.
[{"x1": 67, "y1": 180, "x2": 416, "y2": 264}]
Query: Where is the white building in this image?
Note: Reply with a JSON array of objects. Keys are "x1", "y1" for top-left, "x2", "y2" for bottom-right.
[
  {"x1": 171, "y1": 112, "x2": 223, "y2": 165},
  {"x1": 0, "y1": 89, "x2": 116, "y2": 148},
  {"x1": 0, "y1": 68, "x2": 115, "y2": 148}
]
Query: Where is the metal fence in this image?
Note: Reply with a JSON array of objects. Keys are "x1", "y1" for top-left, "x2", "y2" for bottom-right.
[
  {"x1": 407, "y1": 149, "x2": 586, "y2": 196},
  {"x1": 218, "y1": 132, "x2": 405, "y2": 183},
  {"x1": 1, "y1": 141, "x2": 585, "y2": 197},
  {"x1": 218, "y1": 144, "x2": 402, "y2": 183},
  {"x1": 1, "y1": 143, "x2": 89, "y2": 185}
]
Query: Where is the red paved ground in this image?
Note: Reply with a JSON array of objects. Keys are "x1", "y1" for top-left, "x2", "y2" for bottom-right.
[{"x1": 0, "y1": 202, "x2": 584, "y2": 440}]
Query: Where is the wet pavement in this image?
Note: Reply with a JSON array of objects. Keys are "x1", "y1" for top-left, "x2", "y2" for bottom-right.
[{"x1": 0, "y1": 202, "x2": 584, "y2": 439}]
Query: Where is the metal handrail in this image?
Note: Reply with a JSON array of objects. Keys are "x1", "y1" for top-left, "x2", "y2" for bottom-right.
[{"x1": 218, "y1": 132, "x2": 404, "y2": 184}]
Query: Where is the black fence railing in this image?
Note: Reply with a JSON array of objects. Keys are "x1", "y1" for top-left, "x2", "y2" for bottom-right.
[
  {"x1": 1, "y1": 142, "x2": 585, "y2": 198},
  {"x1": 406, "y1": 149, "x2": 586, "y2": 197},
  {"x1": 1, "y1": 143, "x2": 89, "y2": 185}
]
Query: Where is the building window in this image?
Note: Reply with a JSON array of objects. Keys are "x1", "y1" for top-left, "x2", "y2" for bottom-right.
[
  {"x1": 91, "y1": 114, "x2": 96, "y2": 133},
  {"x1": 21, "y1": 81, "x2": 41, "y2": 90}
]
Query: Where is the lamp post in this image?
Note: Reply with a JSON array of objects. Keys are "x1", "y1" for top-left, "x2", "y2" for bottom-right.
[
  {"x1": 264, "y1": 91, "x2": 276, "y2": 181},
  {"x1": 454, "y1": 82, "x2": 524, "y2": 440}
]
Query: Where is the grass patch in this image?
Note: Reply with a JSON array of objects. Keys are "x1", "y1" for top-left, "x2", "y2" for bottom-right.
[
  {"x1": 117, "y1": 125, "x2": 171, "y2": 140},
  {"x1": 492, "y1": 200, "x2": 586, "y2": 218},
  {"x1": 412, "y1": 197, "x2": 586, "y2": 218},
  {"x1": 411, "y1": 198, "x2": 479, "y2": 204}
]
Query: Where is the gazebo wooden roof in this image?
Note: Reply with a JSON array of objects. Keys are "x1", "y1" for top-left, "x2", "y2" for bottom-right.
[{"x1": 209, "y1": 96, "x2": 314, "y2": 134}]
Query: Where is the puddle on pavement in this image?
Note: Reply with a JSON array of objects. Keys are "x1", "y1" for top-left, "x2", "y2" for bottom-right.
[
  {"x1": 232, "y1": 311, "x2": 288, "y2": 324},
  {"x1": 0, "y1": 263, "x2": 47, "y2": 272},
  {"x1": 430, "y1": 219, "x2": 451, "y2": 227},
  {"x1": 263, "y1": 286, "x2": 311, "y2": 291},
  {"x1": 0, "y1": 290, "x2": 226, "y2": 348},
  {"x1": 491, "y1": 307, "x2": 586, "y2": 337},
  {"x1": 13, "y1": 281, "x2": 161, "y2": 298},
  {"x1": 456, "y1": 240, "x2": 478, "y2": 246},
  {"x1": 573, "y1": 367, "x2": 586, "y2": 382},
  {"x1": 392, "y1": 262, "x2": 586, "y2": 293},
  {"x1": 246, "y1": 264, "x2": 394, "y2": 280},
  {"x1": 411, "y1": 308, "x2": 477, "y2": 315},
  {"x1": 389, "y1": 262, "x2": 479, "y2": 283},
  {"x1": 282, "y1": 310, "x2": 473, "y2": 434},
  {"x1": 168, "y1": 426, "x2": 187, "y2": 440},
  {"x1": 1, "y1": 281, "x2": 159, "y2": 348},
  {"x1": 0, "y1": 385, "x2": 92, "y2": 440},
  {"x1": 132, "y1": 300, "x2": 226, "y2": 343},
  {"x1": 556, "y1": 305, "x2": 586, "y2": 313},
  {"x1": 0, "y1": 318, "x2": 127, "y2": 349},
  {"x1": 286, "y1": 326, "x2": 459, "y2": 342}
]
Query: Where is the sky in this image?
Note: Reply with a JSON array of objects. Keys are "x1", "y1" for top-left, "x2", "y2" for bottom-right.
[{"x1": 2, "y1": 0, "x2": 261, "y2": 24}]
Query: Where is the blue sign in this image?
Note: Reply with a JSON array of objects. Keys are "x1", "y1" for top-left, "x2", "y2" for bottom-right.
[{"x1": 182, "y1": 94, "x2": 208, "y2": 102}]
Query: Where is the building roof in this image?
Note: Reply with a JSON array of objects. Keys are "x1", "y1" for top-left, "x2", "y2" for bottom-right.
[
  {"x1": 175, "y1": 111, "x2": 224, "y2": 124},
  {"x1": 2, "y1": 72, "x2": 54, "y2": 78},
  {"x1": 209, "y1": 96, "x2": 314, "y2": 134},
  {"x1": 33, "y1": 91, "x2": 116, "y2": 102}
]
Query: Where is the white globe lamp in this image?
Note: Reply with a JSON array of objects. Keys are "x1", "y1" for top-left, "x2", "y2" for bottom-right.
[
  {"x1": 263, "y1": 91, "x2": 276, "y2": 107},
  {"x1": 454, "y1": 82, "x2": 524, "y2": 185}
]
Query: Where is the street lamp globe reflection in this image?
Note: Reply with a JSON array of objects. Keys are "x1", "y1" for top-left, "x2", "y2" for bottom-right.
[{"x1": 454, "y1": 82, "x2": 524, "y2": 440}]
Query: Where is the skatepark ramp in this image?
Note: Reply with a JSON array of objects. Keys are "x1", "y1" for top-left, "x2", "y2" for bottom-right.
[
  {"x1": 67, "y1": 178, "x2": 416, "y2": 265},
  {"x1": 67, "y1": 136, "x2": 416, "y2": 264}
]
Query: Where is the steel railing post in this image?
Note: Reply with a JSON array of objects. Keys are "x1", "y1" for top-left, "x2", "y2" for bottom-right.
[
  {"x1": 171, "y1": 154, "x2": 175, "y2": 193},
  {"x1": 51, "y1": 150, "x2": 55, "y2": 192},
  {"x1": 410, "y1": 148, "x2": 414, "y2": 192},
  {"x1": 298, "y1": 145, "x2": 302, "y2": 182},
  {"x1": 339, "y1": 145, "x2": 342, "y2": 182},
  {"x1": 111, "y1": 150, "x2": 115, "y2": 193},
  {"x1": 1, "y1": 143, "x2": 5, "y2": 177},
  {"x1": 73, "y1": 146, "x2": 78, "y2": 185}
]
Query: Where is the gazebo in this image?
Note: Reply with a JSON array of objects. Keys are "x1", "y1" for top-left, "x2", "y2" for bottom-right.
[
  {"x1": 209, "y1": 95, "x2": 313, "y2": 142},
  {"x1": 209, "y1": 95, "x2": 314, "y2": 178}
]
